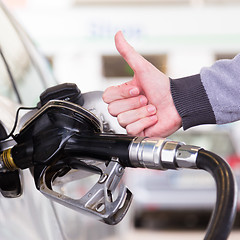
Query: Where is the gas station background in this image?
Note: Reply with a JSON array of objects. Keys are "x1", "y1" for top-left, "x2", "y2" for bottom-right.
[
  {"x1": 2, "y1": 0, "x2": 240, "y2": 239},
  {"x1": 4, "y1": 0, "x2": 240, "y2": 93}
]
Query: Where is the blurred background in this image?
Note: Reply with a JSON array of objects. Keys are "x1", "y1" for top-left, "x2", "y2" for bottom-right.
[
  {"x1": 5, "y1": 0, "x2": 240, "y2": 92},
  {"x1": 1, "y1": 0, "x2": 240, "y2": 239}
]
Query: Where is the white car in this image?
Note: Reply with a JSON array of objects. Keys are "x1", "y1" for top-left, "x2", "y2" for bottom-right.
[
  {"x1": 127, "y1": 125, "x2": 240, "y2": 229},
  {"x1": 0, "y1": 2, "x2": 122, "y2": 239}
]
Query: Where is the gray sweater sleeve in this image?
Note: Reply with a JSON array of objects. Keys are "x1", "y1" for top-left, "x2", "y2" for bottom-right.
[{"x1": 170, "y1": 54, "x2": 240, "y2": 130}]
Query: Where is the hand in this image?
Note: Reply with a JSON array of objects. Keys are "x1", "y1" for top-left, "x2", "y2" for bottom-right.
[{"x1": 102, "y1": 31, "x2": 182, "y2": 137}]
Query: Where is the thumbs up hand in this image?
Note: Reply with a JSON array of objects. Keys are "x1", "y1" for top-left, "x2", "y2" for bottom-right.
[{"x1": 103, "y1": 31, "x2": 181, "y2": 137}]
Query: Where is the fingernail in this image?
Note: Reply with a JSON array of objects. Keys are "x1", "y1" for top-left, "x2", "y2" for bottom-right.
[
  {"x1": 149, "y1": 115, "x2": 158, "y2": 121},
  {"x1": 147, "y1": 105, "x2": 156, "y2": 114},
  {"x1": 129, "y1": 88, "x2": 139, "y2": 96},
  {"x1": 140, "y1": 96, "x2": 147, "y2": 105}
]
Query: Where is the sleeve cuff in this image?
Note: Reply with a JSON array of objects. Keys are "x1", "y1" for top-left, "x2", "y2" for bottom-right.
[{"x1": 170, "y1": 74, "x2": 216, "y2": 130}]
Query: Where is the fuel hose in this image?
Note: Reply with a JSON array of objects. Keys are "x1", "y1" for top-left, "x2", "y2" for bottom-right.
[
  {"x1": 0, "y1": 135, "x2": 238, "y2": 239},
  {"x1": 126, "y1": 137, "x2": 238, "y2": 240},
  {"x1": 196, "y1": 149, "x2": 237, "y2": 240},
  {"x1": 64, "y1": 134, "x2": 238, "y2": 239}
]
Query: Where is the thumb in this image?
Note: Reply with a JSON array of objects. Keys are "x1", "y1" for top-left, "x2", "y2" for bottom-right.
[{"x1": 115, "y1": 31, "x2": 146, "y2": 72}]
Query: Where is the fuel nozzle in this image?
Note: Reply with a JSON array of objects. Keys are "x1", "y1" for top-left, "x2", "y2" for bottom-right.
[
  {"x1": 128, "y1": 137, "x2": 201, "y2": 170},
  {"x1": 0, "y1": 99, "x2": 134, "y2": 225}
]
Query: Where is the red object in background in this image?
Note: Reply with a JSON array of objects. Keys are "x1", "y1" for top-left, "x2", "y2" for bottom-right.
[
  {"x1": 2, "y1": 0, "x2": 27, "y2": 9},
  {"x1": 227, "y1": 155, "x2": 240, "y2": 169}
]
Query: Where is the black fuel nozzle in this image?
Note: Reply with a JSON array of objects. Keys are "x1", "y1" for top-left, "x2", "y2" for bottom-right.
[
  {"x1": 0, "y1": 99, "x2": 102, "y2": 171},
  {"x1": 0, "y1": 83, "x2": 86, "y2": 173},
  {"x1": 0, "y1": 99, "x2": 134, "y2": 225},
  {"x1": 38, "y1": 82, "x2": 84, "y2": 108}
]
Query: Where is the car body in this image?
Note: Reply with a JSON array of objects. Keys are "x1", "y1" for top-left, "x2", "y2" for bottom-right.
[
  {"x1": 126, "y1": 125, "x2": 240, "y2": 228},
  {"x1": 0, "y1": 2, "x2": 123, "y2": 239}
]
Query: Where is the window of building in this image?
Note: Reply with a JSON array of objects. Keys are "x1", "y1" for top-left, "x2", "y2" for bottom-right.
[
  {"x1": 102, "y1": 54, "x2": 167, "y2": 78},
  {"x1": 215, "y1": 53, "x2": 238, "y2": 61}
]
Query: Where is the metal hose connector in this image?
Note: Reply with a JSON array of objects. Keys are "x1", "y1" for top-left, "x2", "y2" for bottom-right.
[{"x1": 128, "y1": 137, "x2": 201, "y2": 170}]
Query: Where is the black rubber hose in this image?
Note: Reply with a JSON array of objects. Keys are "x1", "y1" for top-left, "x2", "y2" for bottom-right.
[{"x1": 196, "y1": 149, "x2": 238, "y2": 240}]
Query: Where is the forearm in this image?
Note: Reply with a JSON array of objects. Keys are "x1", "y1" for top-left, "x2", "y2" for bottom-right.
[{"x1": 170, "y1": 54, "x2": 240, "y2": 129}]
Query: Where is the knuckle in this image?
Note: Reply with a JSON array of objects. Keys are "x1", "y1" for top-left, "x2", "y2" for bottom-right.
[
  {"x1": 102, "y1": 92, "x2": 108, "y2": 103},
  {"x1": 117, "y1": 114, "x2": 122, "y2": 123},
  {"x1": 102, "y1": 86, "x2": 115, "y2": 103},
  {"x1": 126, "y1": 125, "x2": 136, "y2": 136},
  {"x1": 107, "y1": 104, "x2": 117, "y2": 116},
  {"x1": 117, "y1": 114, "x2": 126, "y2": 127}
]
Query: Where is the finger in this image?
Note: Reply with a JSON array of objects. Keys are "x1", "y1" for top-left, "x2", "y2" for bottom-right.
[
  {"x1": 115, "y1": 31, "x2": 146, "y2": 72},
  {"x1": 126, "y1": 115, "x2": 158, "y2": 136},
  {"x1": 108, "y1": 95, "x2": 148, "y2": 117},
  {"x1": 102, "y1": 82, "x2": 140, "y2": 104},
  {"x1": 117, "y1": 104, "x2": 157, "y2": 127}
]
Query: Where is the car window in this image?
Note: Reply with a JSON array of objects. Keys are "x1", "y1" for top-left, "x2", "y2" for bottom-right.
[{"x1": 0, "y1": 5, "x2": 56, "y2": 106}]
